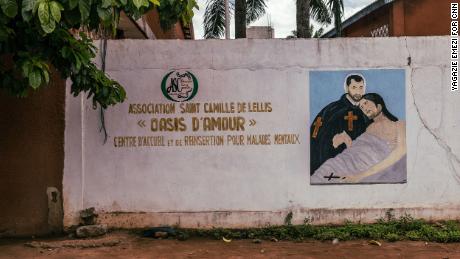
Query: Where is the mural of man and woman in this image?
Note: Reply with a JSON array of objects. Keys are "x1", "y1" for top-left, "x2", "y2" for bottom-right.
[{"x1": 309, "y1": 70, "x2": 406, "y2": 184}]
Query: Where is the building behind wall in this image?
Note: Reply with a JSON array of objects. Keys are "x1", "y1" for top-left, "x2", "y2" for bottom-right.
[
  {"x1": 124, "y1": 9, "x2": 195, "y2": 40},
  {"x1": 83, "y1": 9, "x2": 194, "y2": 40},
  {"x1": 247, "y1": 26, "x2": 275, "y2": 39},
  {"x1": 0, "y1": 9, "x2": 194, "y2": 237},
  {"x1": 322, "y1": 0, "x2": 450, "y2": 38}
]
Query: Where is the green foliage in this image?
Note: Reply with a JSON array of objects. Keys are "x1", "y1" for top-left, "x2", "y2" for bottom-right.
[
  {"x1": 287, "y1": 25, "x2": 324, "y2": 39},
  {"x1": 203, "y1": 0, "x2": 265, "y2": 39},
  {"x1": 1, "y1": 0, "x2": 18, "y2": 18},
  {"x1": 175, "y1": 216, "x2": 460, "y2": 243},
  {"x1": 296, "y1": 0, "x2": 338, "y2": 38},
  {"x1": 310, "y1": 0, "x2": 331, "y2": 25},
  {"x1": 157, "y1": 0, "x2": 197, "y2": 30},
  {"x1": 246, "y1": 0, "x2": 266, "y2": 25},
  {"x1": 203, "y1": 0, "x2": 227, "y2": 39},
  {"x1": 284, "y1": 211, "x2": 293, "y2": 226},
  {"x1": 383, "y1": 233, "x2": 400, "y2": 242},
  {"x1": 0, "y1": 0, "x2": 197, "y2": 108}
]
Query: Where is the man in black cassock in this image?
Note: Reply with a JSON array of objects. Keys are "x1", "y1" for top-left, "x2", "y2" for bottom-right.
[{"x1": 310, "y1": 74, "x2": 371, "y2": 176}]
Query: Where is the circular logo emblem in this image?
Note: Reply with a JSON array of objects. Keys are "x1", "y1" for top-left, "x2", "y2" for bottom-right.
[{"x1": 161, "y1": 70, "x2": 198, "y2": 102}]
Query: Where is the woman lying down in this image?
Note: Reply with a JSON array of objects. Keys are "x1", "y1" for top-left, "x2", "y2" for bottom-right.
[{"x1": 311, "y1": 93, "x2": 406, "y2": 184}]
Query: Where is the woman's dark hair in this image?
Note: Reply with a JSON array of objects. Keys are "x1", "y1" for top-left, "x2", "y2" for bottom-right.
[{"x1": 361, "y1": 93, "x2": 398, "y2": 122}]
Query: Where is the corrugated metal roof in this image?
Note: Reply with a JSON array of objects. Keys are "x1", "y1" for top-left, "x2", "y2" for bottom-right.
[{"x1": 322, "y1": 0, "x2": 396, "y2": 38}]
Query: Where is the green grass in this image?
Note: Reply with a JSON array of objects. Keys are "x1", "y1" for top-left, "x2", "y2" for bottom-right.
[{"x1": 172, "y1": 215, "x2": 460, "y2": 243}]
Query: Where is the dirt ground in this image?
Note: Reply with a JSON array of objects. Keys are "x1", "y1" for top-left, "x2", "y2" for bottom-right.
[{"x1": 1, "y1": 231, "x2": 460, "y2": 259}]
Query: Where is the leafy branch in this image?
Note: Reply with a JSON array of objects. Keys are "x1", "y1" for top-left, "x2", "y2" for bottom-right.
[{"x1": 0, "y1": 0, "x2": 198, "y2": 108}]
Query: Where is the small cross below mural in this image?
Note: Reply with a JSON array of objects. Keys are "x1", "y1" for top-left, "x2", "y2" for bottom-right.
[{"x1": 324, "y1": 173, "x2": 341, "y2": 181}]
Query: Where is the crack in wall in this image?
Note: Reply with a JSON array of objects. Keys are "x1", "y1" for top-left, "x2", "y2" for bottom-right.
[
  {"x1": 412, "y1": 125, "x2": 424, "y2": 174},
  {"x1": 436, "y1": 65, "x2": 447, "y2": 133},
  {"x1": 405, "y1": 38, "x2": 460, "y2": 184}
]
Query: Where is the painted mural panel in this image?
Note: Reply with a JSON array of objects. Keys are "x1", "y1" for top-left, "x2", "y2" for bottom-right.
[{"x1": 310, "y1": 69, "x2": 406, "y2": 184}]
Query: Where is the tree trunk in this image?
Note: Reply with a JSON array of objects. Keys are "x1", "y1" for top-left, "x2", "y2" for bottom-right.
[
  {"x1": 334, "y1": 10, "x2": 342, "y2": 37},
  {"x1": 296, "y1": 0, "x2": 311, "y2": 38},
  {"x1": 225, "y1": 0, "x2": 230, "y2": 39},
  {"x1": 235, "y1": 0, "x2": 247, "y2": 38}
]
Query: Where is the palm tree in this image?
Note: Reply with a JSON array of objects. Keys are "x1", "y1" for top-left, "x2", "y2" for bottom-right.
[
  {"x1": 297, "y1": 0, "x2": 343, "y2": 38},
  {"x1": 203, "y1": 0, "x2": 267, "y2": 39},
  {"x1": 312, "y1": 26, "x2": 324, "y2": 38},
  {"x1": 203, "y1": 0, "x2": 228, "y2": 39},
  {"x1": 235, "y1": 0, "x2": 247, "y2": 38},
  {"x1": 287, "y1": 25, "x2": 324, "y2": 39},
  {"x1": 312, "y1": 0, "x2": 333, "y2": 24},
  {"x1": 296, "y1": 0, "x2": 311, "y2": 38},
  {"x1": 327, "y1": 0, "x2": 344, "y2": 37}
]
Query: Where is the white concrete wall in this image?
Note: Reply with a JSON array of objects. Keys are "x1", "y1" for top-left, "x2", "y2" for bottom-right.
[{"x1": 64, "y1": 37, "x2": 460, "y2": 228}]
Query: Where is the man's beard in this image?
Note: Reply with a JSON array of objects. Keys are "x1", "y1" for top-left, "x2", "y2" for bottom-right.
[{"x1": 351, "y1": 94, "x2": 362, "y2": 102}]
